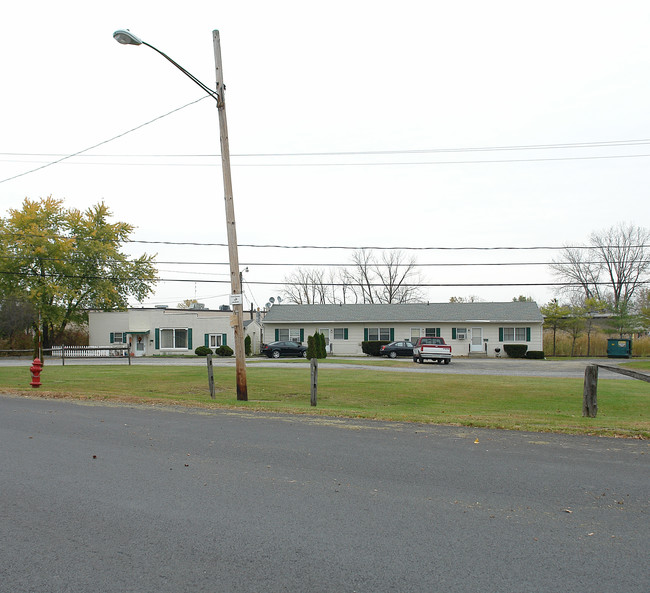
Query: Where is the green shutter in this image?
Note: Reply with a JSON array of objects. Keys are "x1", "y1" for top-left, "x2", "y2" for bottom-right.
[
  {"x1": 499, "y1": 328, "x2": 504, "y2": 341},
  {"x1": 526, "y1": 327, "x2": 531, "y2": 342},
  {"x1": 452, "y1": 328, "x2": 457, "y2": 340},
  {"x1": 109, "y1": 332, "x2": 114, "y2": 344},
  {"x1": 222, "y1": 333, "x2": 227, "y2": 346},
  {"x1": 300, "y1": 328, "x2": 304, "y2": 343},
  {"x1": 364, "y1": 328, "x2": 368, "y2": 341},
  {"x1": 204, "y1": 334, "x2": 209, "y2": 347},
  {"x1": 344, "y1": 328, "x2": 348, "y2": 340},
  {"x1": 188, "y1": 328, "x2": 192, "y2": 350},
  {"x1": 275, "y1": 329, "x2": 279, "y2": 341},
  {"x1": 390, "y1": 328, "x2": 394, "y2": 341},
  {"x1": 155, "y1": 328, "x2": 160, "y2": 349},
  {"x1": 122, "y1": 333, "x2": 127, "y2": 343}
]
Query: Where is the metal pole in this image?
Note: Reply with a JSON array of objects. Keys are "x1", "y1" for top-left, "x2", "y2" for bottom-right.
[{"x1": 213, "y1": 30, "x2": 247, "y2": 401}]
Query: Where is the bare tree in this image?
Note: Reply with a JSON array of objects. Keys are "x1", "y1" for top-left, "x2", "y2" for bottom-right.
[
  {"x1": 282, "y1": 250, "x2": 425, "y2": 305},
  {"x1": 283, "y1": 268, "x2": 332, "y2": 304},
  {"x1": 344, "y1": 249, "x2": 424, "y2": 304},
  {"x1": 551, "y1": 223, "x2": 649, "y2": 309}
]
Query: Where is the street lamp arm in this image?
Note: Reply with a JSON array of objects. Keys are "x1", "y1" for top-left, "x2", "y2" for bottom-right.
[{"x1": 113, "y1": 30, "x2": 220, "y2": 102}]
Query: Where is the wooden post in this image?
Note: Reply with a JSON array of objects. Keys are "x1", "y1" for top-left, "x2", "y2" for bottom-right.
[
  {"x1": 213, "y1": 29, "x2": 247, "y2": 401},
  {"x1": 61, "y1": 346, "x2": 65, "y2": 367},
  {"x1": 207, "y1": 354, "x2": 215, "y2": 399},
  {"x1": 310, "y1": 358, "x2": 318, "y2": 407},
  {"x1": 583, "y1": 364, "x2": 598, "y2": 418}
]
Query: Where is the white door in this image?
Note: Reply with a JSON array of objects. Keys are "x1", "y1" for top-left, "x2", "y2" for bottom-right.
[
  {"x1": 134, "y1": 335, "x2": 146, "y2": 357},
  {"x1": 470, "y1": 327, "x2": 483, "y2": 352}
]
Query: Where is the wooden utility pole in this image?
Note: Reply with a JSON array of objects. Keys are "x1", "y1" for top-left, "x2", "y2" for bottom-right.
[
  {"x1": 310, "y1": 358, "x2": 318, "y2": 407},
  {"x1": 582, "y1": 364, "x2": 598, "y2": 418},
  {"x1": 213, "y1": 30, "x2": 247, "y2": 401}
]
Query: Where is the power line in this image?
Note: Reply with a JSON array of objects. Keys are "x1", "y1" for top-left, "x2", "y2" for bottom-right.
[
  {"x1": 3, "y1": 153, "x2": 650, "y2": 168},
  {"x1": 2, "y1": 231, "x2": 648, "y2": 251},
  {"x1": 3, "y1": 137, "x2": 650, "y2": 159},
  {"x1": 2, "y1": 269, "x2": 645, "y2": 289},
  {"x1": 0, "y1": 254, "x2": 629, "y2": 268},
  {"x1": 0, "y1": 97, "x2": 210, "y2": 185}
]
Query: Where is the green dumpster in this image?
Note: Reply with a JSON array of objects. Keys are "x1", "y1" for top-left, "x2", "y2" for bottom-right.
[{"x1": 607, "y1": 338, "x2": 632, "y2": 358}]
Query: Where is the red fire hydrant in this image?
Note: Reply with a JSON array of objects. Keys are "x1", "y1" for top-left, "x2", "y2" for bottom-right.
[{"x1": 30, "y1": 357, "x2": 43, "y2": 388}]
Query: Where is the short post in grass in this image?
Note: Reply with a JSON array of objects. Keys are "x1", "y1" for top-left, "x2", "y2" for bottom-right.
[
  {"x1": 310, "y1": 358, "x2": 318, "y2": 406},
  {"x1": 207, "y1": 354, "x2": 215, "y2": 399},
  {"x1": 582, "y1": 364, "x2": 598, "y2": 418}
]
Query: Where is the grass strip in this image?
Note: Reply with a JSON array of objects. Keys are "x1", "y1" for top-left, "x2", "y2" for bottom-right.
[{"x1": 0, "y1": 365, "x2": 647, "y2": 438}]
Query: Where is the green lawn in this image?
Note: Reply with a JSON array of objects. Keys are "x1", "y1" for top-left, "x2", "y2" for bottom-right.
[{"x1": 1, "y1": 364, "x2": 648, "y2": 438}]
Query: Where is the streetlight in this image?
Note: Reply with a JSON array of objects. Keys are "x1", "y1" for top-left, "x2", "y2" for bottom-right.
[{"x1": 113, "y1": 29, "x2": 248, "y2": 401}]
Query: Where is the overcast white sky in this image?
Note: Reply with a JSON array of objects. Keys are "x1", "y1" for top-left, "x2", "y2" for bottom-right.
[{"x1": 1, "y1": 1, "x2": 649, "y2": 310}]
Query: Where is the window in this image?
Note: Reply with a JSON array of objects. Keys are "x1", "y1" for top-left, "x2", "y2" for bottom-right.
[
  {"x1": 366, "y1": 328, "x2": 392, "y2": 341},
  {"x1": 500, "y1": 327, "x2": 531, "y2": 342},
  {"x1": 333, "y1": 328, "x2": 348, "y2": 340},
  {"x1": 161, "y1": 328, "x2": 188, "y2": 349},
  {"x1": 411, "y1": 328, "x2": 421, "y2": 342},
  {"x1": 452, "y1": 327, "x2": 467, "y2": 340},
  {"x1": 277, "y1": 328, "x2": 302, "y2": 342},
  {"x1": 110, "y1": 332, "x2": 124, "y2": 344},
  {"x1": 425, "y1": 328, "x2": 441, "y2": 338},
  {"x1": 209, "y1": 334, "x2": 222, "y2": 348}
]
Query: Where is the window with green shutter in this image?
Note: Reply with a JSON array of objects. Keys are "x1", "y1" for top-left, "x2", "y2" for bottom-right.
[
  {"x1": 499, "y1": 327, "x2": 531, "y2": 342},
  {"x1": 333, "y1": 328, "x2": 348, "y2": 340}
]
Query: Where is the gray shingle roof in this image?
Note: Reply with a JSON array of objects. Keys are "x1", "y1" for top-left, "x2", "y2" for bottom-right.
[{"x1": 262, "y1": 302, "x2": 543, "y2": 324}]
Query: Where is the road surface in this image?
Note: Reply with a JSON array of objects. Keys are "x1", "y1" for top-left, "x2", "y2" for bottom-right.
[{"x1": 1, "y1": 394, "x2": 648, "y2": 592}]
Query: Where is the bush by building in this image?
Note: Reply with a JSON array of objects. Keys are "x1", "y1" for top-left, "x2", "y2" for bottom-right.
[
  {"x1": 362, "y1": 340, "x2": 390, "y2": 356},
  {"x1": 504, "y1": 344, "x2": 528, "y2": 358},
  {"x1": 215, "y1": 345, "x2": 234, "y2": 357}
]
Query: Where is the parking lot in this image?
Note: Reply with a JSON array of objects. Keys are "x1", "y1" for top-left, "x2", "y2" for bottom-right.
[{"x1": 0, "y1": 354, "x2": 640, "y2": 380}]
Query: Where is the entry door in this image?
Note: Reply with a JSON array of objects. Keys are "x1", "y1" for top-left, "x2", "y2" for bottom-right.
[
  {"x1": 134, "y1": 335, "x2": 146, "y2": 357},
  {"x1": 470, "y1": 327, "x2": 483, "y2": 352}
]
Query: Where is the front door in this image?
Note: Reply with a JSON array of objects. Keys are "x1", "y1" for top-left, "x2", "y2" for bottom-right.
[
  {"x1": 134, "y1": 334, "x2": 146, "y2": 357},
  {"x1": 470, "y1": 327, "x2": 483, "y2": 353}
]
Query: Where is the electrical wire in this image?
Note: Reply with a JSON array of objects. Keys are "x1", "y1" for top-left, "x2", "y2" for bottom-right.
[
  {"x1": 2, "y1": 269, "x2": 644, "y2": 289},
  {"x1": 4, "y1": 137, "x2": 650, "y2": 159},
  {"x1": 0, "y1": 97, "x2": 210, "y2": 185},
  {"x1": 2, "y1": 231, "x2": 648, "y2": 251},
  {"x1": 0, "y1": 254, "x2": 630, "y2": 268}
]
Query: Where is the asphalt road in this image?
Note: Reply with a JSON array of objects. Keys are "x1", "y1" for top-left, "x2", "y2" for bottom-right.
[{"x1": 1, "y1": 394, "x2": 648, "y2": 593}]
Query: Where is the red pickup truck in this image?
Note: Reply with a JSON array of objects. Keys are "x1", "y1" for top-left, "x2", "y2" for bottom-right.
[{"x1": 413, "y1": 337, "x2": 452, "y2": 364}]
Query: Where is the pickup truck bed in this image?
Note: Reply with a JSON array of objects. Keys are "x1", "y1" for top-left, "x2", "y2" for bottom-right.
[{"x1": 413, "y1": 337, "x2": 452, "y2": 364}]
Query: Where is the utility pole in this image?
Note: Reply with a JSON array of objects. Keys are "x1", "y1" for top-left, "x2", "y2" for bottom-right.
[{"x1": 213, "y1": 30, "x2": 247, "y2": 401}]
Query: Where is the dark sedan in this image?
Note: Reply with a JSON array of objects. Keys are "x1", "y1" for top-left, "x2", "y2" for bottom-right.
[
  {"x1": 261, "y1": 341, "x2": 307, "y2": 359},
  {"x1": 380, "y1": 341, "x2": 415, "y2": 358}
]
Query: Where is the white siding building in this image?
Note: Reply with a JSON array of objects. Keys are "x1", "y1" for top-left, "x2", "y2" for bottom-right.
[
  {"x1": 262, "y1": 302, "x2": 544, "y2": 357},
  {"x1": 88, "y1": 307, "x2": 262, "y2": 357}
]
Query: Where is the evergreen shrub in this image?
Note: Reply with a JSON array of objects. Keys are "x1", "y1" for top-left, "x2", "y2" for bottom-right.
[
  {"x1": 215, "y1": 345, "x2": 234, "y2": 357},
  {"x1": 306, "y1": 335, "x2": 316, "y2": 359},
  {"x1": 362, "y1": 340, "x2": 390, "y2": 356},
  {"x1": 504, "y1": 344, "x2": 528, "y2": 358},
  {"x1": 194, "y1": 346, "x2": 212, "y2": 357}
]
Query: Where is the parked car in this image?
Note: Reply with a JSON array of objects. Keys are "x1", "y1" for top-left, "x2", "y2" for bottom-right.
[
  {"x1": 380, "y1": 341, "x2": 415, "y2": 358},
  {"x1": 412, "y1": 337, "x2": 452, "y2": 364},
  {"x1": 262, "y1": 341, "x2": 307, "y2": 359}
]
